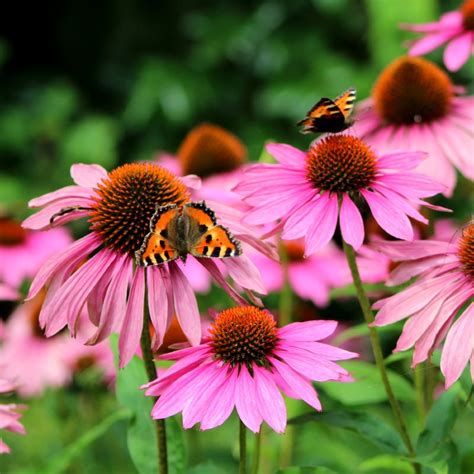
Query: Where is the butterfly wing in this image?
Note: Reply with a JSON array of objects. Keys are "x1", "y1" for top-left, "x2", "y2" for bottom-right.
[
  {"x1": 135, "y1": 204, "x2": 179, "y2": 266},
  {"x1": 297, "y1": 97, "x2": 345, "y2": 134},
  {"x1": 184, "y1": 201, "x2": 242, "y2": 259},
  {"x1": 334, "y1": 87, "x2": 356, "y2": 120}
]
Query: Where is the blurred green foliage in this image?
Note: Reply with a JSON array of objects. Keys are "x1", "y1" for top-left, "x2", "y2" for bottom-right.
[{"x1": 1, "y1": 0, "x2": 473, "y2": 473}]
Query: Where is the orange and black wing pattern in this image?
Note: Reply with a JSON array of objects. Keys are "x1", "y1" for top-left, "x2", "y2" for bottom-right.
[
  {"x1": 135, "y1": 204, "x2": 179, "y2": 267},
  {"x1": 185, "y1": 201, "x2": 242, "y2": 259},
  {"x1": 297, "y1": 87, "x2": 356, "y2": 134}
]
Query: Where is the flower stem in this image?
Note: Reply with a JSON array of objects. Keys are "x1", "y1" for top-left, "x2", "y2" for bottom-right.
[
  {"x1": 342, "y1": 240, "x2": 417, "y2": 462},
  {"x1": 141, "y1": 308, "x2": 168, "y2": 474},
  {"x1": 414, "y1": 365, "x2": 426, "y2": 426},
  {"x1": 240, "y1": 420, "x2": 247, "y2": 474},
  {"x1": 251, "y1": 430, "x2": 262, "y2": 474}
]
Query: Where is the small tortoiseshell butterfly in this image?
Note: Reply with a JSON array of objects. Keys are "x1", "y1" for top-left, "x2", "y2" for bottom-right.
[
  {"x1": 135, "y1": 201, "x2": 242, "y2": 267},
  {"x1": 297, "y1": 87, "x2": 356, "y2": 134}
]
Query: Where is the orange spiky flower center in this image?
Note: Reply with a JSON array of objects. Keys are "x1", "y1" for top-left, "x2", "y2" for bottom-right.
[
  {"x1": 210, "y1": 306, "x2": 278, "y2": 366},
  {"x1": 0, "y1": 218, "x2": 26, "y2": 246},
  {"x1": 89, "y1": 163, "x2": 189, "y2": 255},
  {"x1": 306, "y1": 135, "x2": 377, "y2": 193},
  {"x1": 178, "y1": 123, "x2": 246, "y2": 177},
  {"x1": 458, "y1": 223, "x2": 474, "y2": 281},
  {"x1": 461, "y1": 0, "x2": 474, "y2": 30},
  {"x1": 372, "y1": 57, "x2": 453, "y2": 125},
  {"x1": 283, "y1": 241, "x2": 306, "y2": 262}
]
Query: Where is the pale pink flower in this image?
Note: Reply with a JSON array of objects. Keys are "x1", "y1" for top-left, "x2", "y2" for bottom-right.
[
  {"x1": 401, "y1": 1, "x2": 474, "y2": 72},
  {"x1": 0, "y1": 293, "x2": 114, "y2": 396},
  {"x1": 144, "y1": 306, "x2": 356, "y2": 433},
  {"x1": 235, "y1": 136, "x2": 446, "y2": 256},
  {"x1": 0, "y1": 285, "x2": 18, "y2": 302},
  {"x1": 0, "y1": 379, "x2": 26, "y2": 454},
  {"x1": 372, "y1": 223, "x2": 474, "y2": 388},
  {"x1": 23, "y1": 163, "x2": 270, "y2": 368},
  {"x1": 355, "y1": 56, "x2": 474, "y2": 196},
  {"x1": 0, "y1": 217, "x2": 71, "y2": 289}
]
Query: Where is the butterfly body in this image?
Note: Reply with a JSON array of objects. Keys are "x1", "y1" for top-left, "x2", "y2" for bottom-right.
[
  {"x1": 136, "y1": 201, "x2": 242, "y2": 267},
  {"x1": 297, "y1": 87, "x2": 356, "y2": 134}
]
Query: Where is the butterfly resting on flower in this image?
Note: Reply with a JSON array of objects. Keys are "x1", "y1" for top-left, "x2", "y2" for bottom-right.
[
  {"x1": 135, "y1": 201, "x2": 242, "y2": 267},
  {"x1": 298, "y1": 87, "x2": 356, "y2": 134}
]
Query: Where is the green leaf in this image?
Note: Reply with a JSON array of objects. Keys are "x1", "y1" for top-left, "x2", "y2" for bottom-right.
[
  {"x1": 290, "y1": 410, "x2": 405, "y2": 454},
  {"x1": 358, "y1": 454, "x2": 414, "y2": 473},
  {"x1": 320, "y1": 361, "x2": 415, "y2": 405},
  {"x1": 111, "y1": 335, "x2": 186, "y2": 474},
  {"x1": 40, "y1": 408, "x2": 132, "y2": 474},
  {"x1": 417, "y1": 385, "x2": 459, "y2": 455},
  {"x1": 187, "y1": 463, "x2": 224, "y2": 474},
  {"x1": 333, "y1": 321, "x2": 404, "y2": 345}
]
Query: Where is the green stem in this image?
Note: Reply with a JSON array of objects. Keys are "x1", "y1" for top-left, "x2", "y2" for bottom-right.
[
  {"x1": 251, "y1": 430, "x2": 262, "y2": 474},
  {"x1": 414, "y1": 365, "x2": 426, "y2": 426},
  {"x1": 141, "y1": 308, "x2": 168, "y2": 474},
  {"x1": 342, "y1": 240, "x2": 418, "y2": 465},
  {"x1": 240, "y1": 420, "x2": 247, "y2": 474}
]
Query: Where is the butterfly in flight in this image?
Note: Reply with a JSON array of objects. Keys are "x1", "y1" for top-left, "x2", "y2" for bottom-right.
[
  {"x1": 135, "y1": 201, "x2": 242, "y2": 267},
  {"x1": 297, "y1": 87, "x2": 356, "y2": 134}
]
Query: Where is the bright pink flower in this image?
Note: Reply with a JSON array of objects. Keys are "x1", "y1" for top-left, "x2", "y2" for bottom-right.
[
  {"x1": 372, "y1": 223, "x2": 474, "y2": 388},
  {"x1": 144, "y1": 306, "x2": 357, "y2": 433},
  {"x1": 401, "y1": 1, "x2": 474, "y2": 72},
  {"x1": 23, "y1": 163, "x2": 270, "y2": 368},
  {"x1": 0, "y1": 293, "x2": 114, "y2": 396},
  {"x1": 356, "y1": 56, "x2": 474, "y2": 196},
  {"x1": 235, "y1": 136, "x2": 446, "y2": 256},
  {"x1": 0, "y1": 379, "x2": 26, "y2": 454},
  {"x1": 0, "y1": 285, "x2": 18, "y2": 302},
  {"x1": 0, "y1": 217, "x2": 71, "y2": 289}
]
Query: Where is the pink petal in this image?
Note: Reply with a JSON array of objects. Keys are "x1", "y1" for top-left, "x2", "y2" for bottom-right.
[
  {"x1": 370, "y1": 239, "x2": 455, "y2": 261},
  {"x1": 305, "y1": 193, "x2": 338, "y2": 256},
  {"x1": 222, "y1": 255, "x2": 266, "y2": 294},
  {"x1": 408, "y1": 30, "x2": 459, "y2": 56},
  {"x1": 253, "y1": 366, "x2": 286, "y2": 433},
  {"x1": 70, "y1": 163, "x2": 107, "y2": 187},
  {"x1": 278, "y1": 320, "x2": 337, "y2": 341},
  {"x1": 182, "y1": 365, "x2": 229, "y2": 429},
  {"x1": 377, "y1": 173, "x2": 446, "y2": 198},
  {"x1": 28, "y1": 185, "x2": 95, "y2": 208},
  {"x1": 339, "y1": 194, "x2": 364, "y2": 249},
  {"x1": 283, "y1": 341, "x2": 357, "y2": 361},
  {"x1": 361, "y1": 189, "x2": 413, "y2": 241},
  {"x1": 180, "y1": 174, "x2": 202, "y2": 190},
  {"x1": 169, "y1": 263, "x2": 201, "y2": 347},
  {"x1": 87, "y1": 257, "x2": 131, "y2": 345},
  {"x1": 147, "y1": 266, "x2": 169, "y2": 350},
  {"x1": 288, "y1": 263, "x2": 329, "y2": 307},
  {"x1": 444, "y1": 31, "x2": 473, "y2": 71},
  {"x1": 281, "y1": 193, "x2": 324, "y2": 241},
  {"x1": 377, "y1": 151, "x2": 427, "y2": 170},
  {"x1": 199, "y1": 368, "x2": 237, "y2": 430},
  {"x1": 441, "y1": 303, "x2": 474, "y2": 387},
  {"x1": 119, "y1": 267, "x2": 145, "y2": 368},
  {"x1": 269, "y1": 358, "x2": 322, "y2": 411},
  {"x1": 235, "y1": 365, "x2": 263, "y2": 433},
  {"x1": 265, "y1": 143, "x2": 306, "y2": 166}
]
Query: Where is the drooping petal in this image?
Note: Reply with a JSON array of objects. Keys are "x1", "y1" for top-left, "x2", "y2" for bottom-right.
[
  {"x1": 278, "y1": 320, "x2": 337, "y2": 342},
  {"x1": 235, "y1": 365, "x2": 263, "y2": 433},
  {"x1": 377, "y1": 151, "x2": 427, "y2": 170},
  {"x1": 265, "y1": 143, "x2": 307, "y2": 167},
  {"x1": 361, "y1": 189, "x2": 413, "y2": 241},
  {"x1": 444, "y1": 31, "x2": 473, "y2": 72},
  {"x1": 339, "y1": 194, "x2": 364, "y2": 249},
  {"x1": 147, "y1": 266, "x2": 169, "y2": 350},
  {"x1": 222, "y1": 255, "x2": 267, "y2": 294},
  {"x1": 119, "y1": 266, "x2": 145, "y2": 368},
  {"x1": 169, "y1": 263, "x2": 201, "y2": 347},
  {"x1": 408, "y1": 30, "x2": 459, "y2": 56},
  {"x1": 253, "y1": 366, "x2": 286, "y2": 433}
]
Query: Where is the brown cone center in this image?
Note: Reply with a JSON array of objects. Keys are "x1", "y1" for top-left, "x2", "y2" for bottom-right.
[
  {"x1": 0, "y1": 218, "x2": 27, "y2": 246},
  {"x1": 210, "y1": 306, "x2": 277, "y2": 366},
  {"x1": 307, "y1": 135, "x2": 377, "y2": 192},
  {"x1": 462, "y1": 0, "x2": 474, "y2": 30},
  {"x1": 372, "y1": 57, "x2": 452, "y2": 125},
  {"x1": 89, "y1": 163, "x2": 189, "y2": 255},
  {"x1": 458, "y1": 224, "x2": 474, "y2": 281}
]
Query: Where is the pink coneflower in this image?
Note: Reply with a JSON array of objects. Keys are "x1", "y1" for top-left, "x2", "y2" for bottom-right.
[
  {"x1": 0, "y1": 379, "x2": 26, "y2": 454},
  {"x1": 0, "y1": 284, "x2": 18, "y2": 302},
  {"x1": 356, "y1": 56, "x2": 474, "y2": 196},
  {"x1": 401, "y1": 0, "x2": 474, "y2": 72},
  {"x1": 0, "y1": 217, "x2": 71, "y2": 289},
  {"x1": 372, "y1": 222, "x2": 474, "y2": 388},
  {"x1": 144, "y1": 306, "x2": 356, "y2": 433},
  {"x1": 0, "y1": 291, "x2": 114, "y2": 396},
  {"x1": 235, "y1": 136, "x2": 445, "y2": 256},
  {"x1": 23, "y1": 163, "x2": 268, "y2": 367}
]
